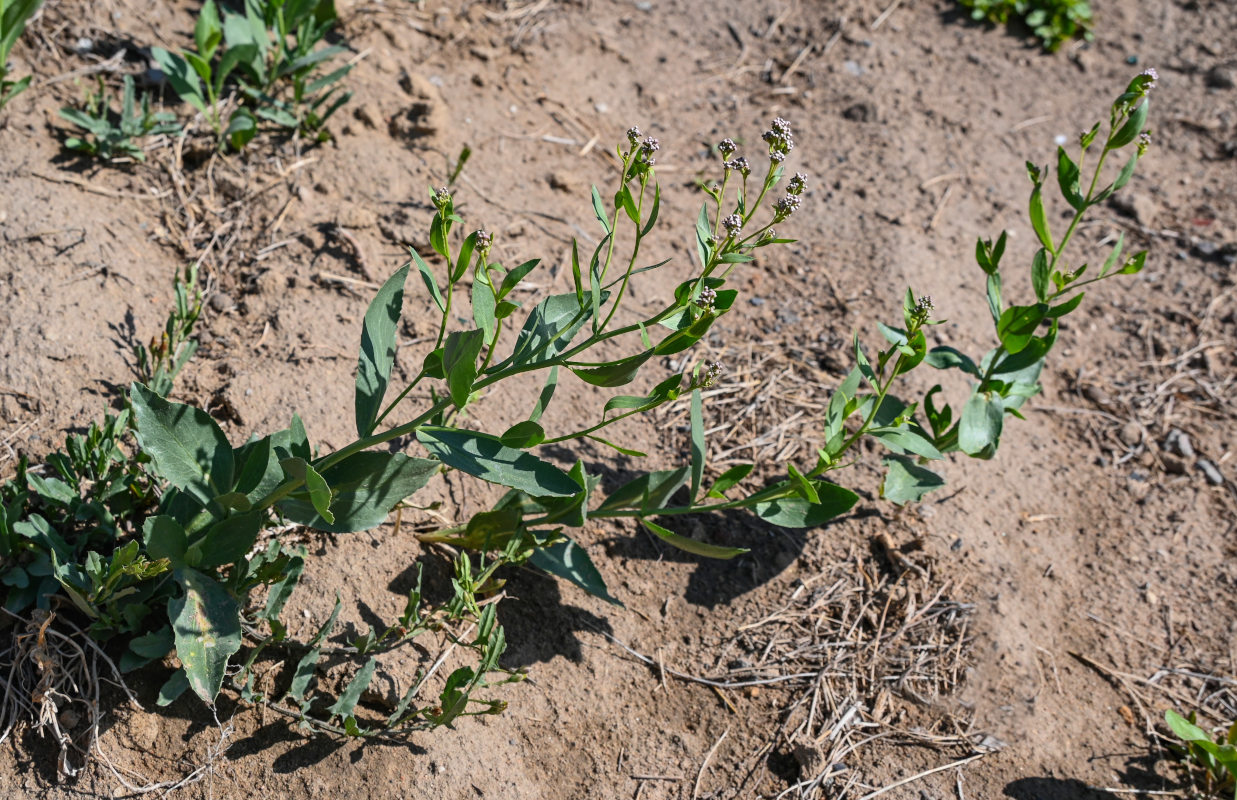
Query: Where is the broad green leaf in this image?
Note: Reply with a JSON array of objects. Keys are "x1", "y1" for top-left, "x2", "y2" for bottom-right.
[
  {"x1": 129, "y1": 626, "x2": 174, "y2": 661},
  {"x1": 1056, "y1": 146, "x2": 1083, "y2": 210},
  {"x1": 416, "y1": 426, "x2": 578, "y2": 497},
  {"x1": 156, "y1": 669, "x2": 190, "y2": 706},
  {"x1": 641, "y1": 518, "x2": 747, "y2": 559},
  {"x1": 1118, "y1": 250, "x2": 1147, "y2": 275},
  {"x1": 596, "y1": 467, "x2": 689, "y2": 513},
  {"x1": 1029, "y1": 184, "x2": 1053, "y2": 250},
  {"x1": 869, "y1": 426, "x2": 944, "y2": 460},
  {"x1": 498, "y1": 258, "x2": 540, "y2": 299},
  {"x1": 225, "y1": 109, "x2": 256, "y2": 151},
  {"x1": 751, "y1": 482, "x2": 858, "y2": 527},
  {"x1": 355, "y1": 265, "x2": 409, "y2": 436},
  {"x1": 192, "y1": 511, "x2": 262, "y2": 569},
  {"x1": 786, "y1": 463, "x2": 819, "y2": 503},
  {"x1": 958, "y1": 391, "x2": 1004, "y2": 459},
  {"x1": 529, "y1": 536, "x2": 622, "y2": 605},
  {"x1": 881, "y1": 456, "x2": 945, "y2": 504},
  {"x1": 1046, "y1": 292, "x2": 1085, "y2": 318},
  {"x1": 443, "y1": 329, "x2": 484, "y2": 409},
  {"x1": 1031, "y1": 248, "x2": 1051, "y2": 302},
  {"x1": 708, "y1": 464, "x2": 752, "y2": 498},
  {"x1": 925, "y1": 346, "x2": 981, "y2": 377},
  {"x1": 453, "y1": 231, "x2": 477, "y2": 283},
  {"x1": 996, "y1": 303, "x2": 1048, "y2": 355},
  {"x1": 277, "y1": 452, "x2": 438, "y2": 533},
  {"x1": 169, "y1": 568, "x2": 242, "y2": 702},
  {"x1": 143, "y1": 516, "x2": 187, "y2": 567},
  {"x1": 150, "y1": 48, "x2": 206, "y2": 113},
  {"x1": 504, "y1": 292, "x2": 601, "y2": 368},
  {"x1": 130, "y1": 383, "x2": 233, "y2": 507}
]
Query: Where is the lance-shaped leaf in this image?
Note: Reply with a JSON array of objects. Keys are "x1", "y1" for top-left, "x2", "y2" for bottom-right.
[
  {"x1": 443, "y1": 329, "x2": 485, "y2": 409},
  {"x1": 279, "y1": 457, "x2": 334, "y2": 524},
  {"x1": 355, "y1": 265, "x2": 409, "y2": 436},
  {"x1": 641, "y1": 518, "x2": 747, "y2": 559},
  {"x1": 503, "y1": 291, "x2": 606, "y2": 368},
  {"x1": 882, "y1": 456, "x2": 946, "y2": 504},
  {"x1": 749, "y1": 480, "x2": 859, "y2": 527},
  {"x1": 169, "y1": 568, "x2": 242, "y2": 703},
  {"x1": 570, "y1": 349, "x2": 654, "y2": 388},
  {"x1": 276, "y1": 452, "x2": 438, "y2": 533},
  {"x1": 416, "y1": 426, "x2": 578, "y2": 497},
  {"x1": 529, "y1": 535, "x2": 622, "y2": 605},
  {"x1": 130, "y1": 383, "x2": 233, "y2": 507}
]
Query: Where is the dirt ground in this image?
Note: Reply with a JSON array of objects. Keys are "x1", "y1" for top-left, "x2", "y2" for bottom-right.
[{"x1": 2, "y1": 0, "x2": 1236, "y2": 797}]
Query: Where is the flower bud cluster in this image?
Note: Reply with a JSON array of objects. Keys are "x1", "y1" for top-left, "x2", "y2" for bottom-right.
[
  {"x1": 762, "y1": 117, "x2": 794, "y2": 163},
  {"x1": 690, "y1": 360, "x2": 724, "y2": 389},
  {"x1": 721, "y1": 214, "x2": 743, "y2": 238},
  {"x1": 910, "y1": 295, "x2": 934, "y2": 327},
  {"x1": 433, "y1": 186, "x2": 451, "y2": 211},
  {"x1": 695, "y1": 286, "x2": 717, "y2": 308},
  {"x1": 772, "y1": 193, "x2": 801, "y2": 222},
  {"x1": 475, "y1": 229, "x2": 492, "y2": 255},
  {"x1": 1137, "y1": 131, "x2": 1151, "y2": 156},
  {"x1": 787, "y1": 172, "x2": 807, "y2": 195},
  {"x1": 724, "y1": 156, "x2": 750, "y2": 176},
  {"x1": 718, "y1": 138, "x2": 737, "y2": 158}
]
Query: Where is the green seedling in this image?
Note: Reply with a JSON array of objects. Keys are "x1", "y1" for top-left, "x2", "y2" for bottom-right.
[
  {"x1": 151, "y1": 0, "x2": 350, "y2": 148},
  {"x1": 958, "y1": 0, "x2": 1093, "y2": 51},
  {"x1": 1166, "y1": 710, "x2": 1237, "y2": 799},
  {"x1": 0, "y1": 0, "x2": 43, "y2": 113},
  {"x1": 134, "y1": 263, "x2": 202, "y2": 397},
  {"x1": 59, "y1": 75, "x2": 180, "y2": 162}
]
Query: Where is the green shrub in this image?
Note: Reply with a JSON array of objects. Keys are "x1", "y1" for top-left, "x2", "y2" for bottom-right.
[{"x1": 958, "y1": 0, "x2": 1093, "y2": 51}]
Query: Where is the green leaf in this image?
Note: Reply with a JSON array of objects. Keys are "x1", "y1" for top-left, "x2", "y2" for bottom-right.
[
  {"x1": 925, "y1": 346, "x2": 981, "y2": 377},
  {"x1": 355, "y1": 265, "x2": 409, "y2": 436},
  {"x1": 640, "y1": 518, "x2": 747, "y2": 559},
  {"x1": 156, "y1": 669, "x2": 190, "y2": 706},
  {"x1": 689, "y1": 388, "x2": 705, "y2": 502},
  {"x1": 1056, "y1": 147, "x2": 1083, "y2": 210},
  {"x1": 786, "y1": 463, "x2": 819, "y2": 503},
  {"x1": 276, "y1": 453, "x2": 438, "y2": 533},
  {"x1": 986, "y1": 273, "x2": 1003, "y2": 324},
  {"x1": 287, "y1": 597, "x2": 341, "y2": 702},
  {"x1": 585, "y1": 434, "x2": 646, "y2": 457},
  {"x1": 411, "y1": 250, "x2": 445, "y2": 312},
  {"x1": 1099, "y1": 233, "x2": 1125, "y2": 278},
  {"x1": 143, "y1": 516, "x2": 187, "y2": 567},
  {"x1": 504, "y1": 292, "x2": 601, "y2": 368},
  {"x1": 751, "y1": 482, "x2": 858, "y2": 527},
  {"x1": 150, "y1": 48, "x2": 206, "y2": 113},
  {"x1": 169, "y1": 567, "x2": 242, "y2": 703},
  {"x1": 129, "y1": 626, "x2": 175, "y2": 661},
  {"x1": 958, "y1": 391, "x2": 1004, "y2": 459},
  {"x1": 498, "y1": 258, "x2": 539, "y2": 299},
  {"x1": 1046, "y1": 292, "x2": 1085, "y2": 318},
  {"x1": 881, "y1": 456, "x2": 945, "y2": 504},
  {"x1": 708, "y1": 464, "x2": 752, "y2": 498},
  {"x1": 279, "y1": 458, "x2": 334, "y2": 525},
  {"x1": 327, "y1": 658, "x2": 376, "y2": 720},
  {"x1": 500, "y1": 420, "x2": 546, "y2": 449},
  {"x1": 641, "y1": 183, "x2": 661, "y2": 236},
  {"x1": 695, "y1": 204, "x2": 711, "y2": 269},
  {"x1": 996, "y1": 303, "x2": 1048, "y2": 355},
  {"x1": 193, "y1": 511, "x2": 262, "y2": 569},
  {"x1": 453, "y1": 231, "x2": 477, "y2": 283},
  {"x1": 1029, "y1": 183, "x2": 1053, "y2": 250},
  {"x1": 869, "y1": 427, "x2": 944, "y2": 460},
  {"x1": 570, "y1": 350, "x2": 653, "y2": 388},
  {"x1": 471, "y1": 268, "x2": 497, "y2": 342},
  {"x1": 1109, "y1": 98, "x2": 1148, "y2": 149},
  {"x1": 226, "y1": 108, "x2": 257, "y2": 151},
  {"x1": 1031, "y1": 248, "x2": 1051, "y2": 302},
  {"x1": 591, "y1": 185, "x2": 612, "y2": 233},
  {"x1": 1118, "y1": 250, "x2": 1147, "y2": 275},
  {"x1": 130, "y1": 383, "x2": 233, "y2": 508},
  {"x1": 529, "y1": 536, "x2": 622, "y2": 605},
  {"x1": 416, "y1": 426, "x2": 578, "y2": 496},
  {"x1": 615, "y1": 185, "x2": 639, "y2": 224},
  {"x1": 596, "y1": 467, "x2": 689, "y2": 514},
  {"x1": 530, "y1": 366, "x2": 558, "y2": 423},
  {"x1": 443, "y1": 329, "x2": 485, "y2": 409}
]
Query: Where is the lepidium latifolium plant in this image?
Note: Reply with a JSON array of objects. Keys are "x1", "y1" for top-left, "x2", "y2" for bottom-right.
[{"x1": 0, "y1": 116, "x2": 822, "y2": 744}]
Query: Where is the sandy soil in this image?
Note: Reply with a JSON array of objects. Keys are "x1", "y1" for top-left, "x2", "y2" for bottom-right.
[{"x1": 1, "y1": 0, "x2": 1235, "y2": 798}]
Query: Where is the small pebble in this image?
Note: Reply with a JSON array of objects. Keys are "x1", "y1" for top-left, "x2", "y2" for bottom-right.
[
  {"x1": 749, "y1": 297, "x2": 766, "y2": 306},
  {"x1": 1118, "y1": 422, "x2": 1141, "y2": 447},
  {"x1": 208, "y1": 292, "x2": 232, "y2": 313},
  {"x1": 1196, "y1": 459, "x2": 1224, "y2": 486},
  {"x1": 1205, "y1": 65, "x2": 1235, "y2": 90},
  {"x1": 1165, "y1": 429, "x2": 1195, "y2": 459},
  {"x1": 1161, "y1": 453, "x2": 1187, "y2": 475},
  {"x1": 843, "y1": 60, "x2": 863, "y2": 76}
]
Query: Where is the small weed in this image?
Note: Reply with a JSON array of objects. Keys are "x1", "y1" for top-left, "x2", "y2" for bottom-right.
[
  {"x1": 0, "y1": 0, "x2": 43, "y2": 113},
  {"x1": 59, "y1": 75, "x2": 180, "y2": 162},
  {"x1": 133, "y1": 263, "x2": 202, "y2": 398},
  {"x1": 1166, "y1": 710, "x2": 1237, "y2": 799},
  {"x1": 151, "y1": 0, "x2": 351, "y2": 149},
  {"x1": 958, "y1": 0, "x2": 1093, "y2": 51}
]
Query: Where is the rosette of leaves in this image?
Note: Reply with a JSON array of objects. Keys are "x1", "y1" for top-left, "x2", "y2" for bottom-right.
[{"x1": 59, "y1": 75, "x2": 180, "y2": 162}]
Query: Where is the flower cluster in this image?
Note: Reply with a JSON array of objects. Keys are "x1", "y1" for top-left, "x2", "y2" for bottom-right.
[
  {"x1": 433, "y1": 186, "x2": 451, "y2": 211},
  {"x1": 718, "y1": 138, "x2": 736, "y2": 158},
  {"x1": 910, "y1": 295, "x2": 934, "y2": 327},
  {"x1": 1137, "y1": 131, "x2": 1151, "y2": 156},
  {"x1": 772, "y1": 193, "x2": 801, "y2": 223},
  {"x1": 627, "y1": 125, "x2": 642, "y2": 145},
  {"x1": 1139, "y1": 67, "x2": 1158, "y2": 90},
  {"x1": 695, "y1": 286, "x2": 717, "y2": 308},
  {"x1": 475, "y1": 229, "x2": 493, "y2": 256},
  {"x1": 787, "y1": 172, "x2": 807, "y2": 195},
  {"x1": 762, "y1": 117, "x2": 794, "y2": 163},
  {"x1": 724, "y1": 156, "x2": 750, "y2": 176},
  {"x1": 692, "y1": 360, "x2": 724, "y2": 389},
  {"x1": 721, "y1": 213, "x2": 743, "y2": 238}
]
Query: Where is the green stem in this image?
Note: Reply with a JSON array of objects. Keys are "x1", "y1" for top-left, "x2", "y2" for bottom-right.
[{"x1": 599, "y1": 178, "x2": 648, "y2": 331}]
